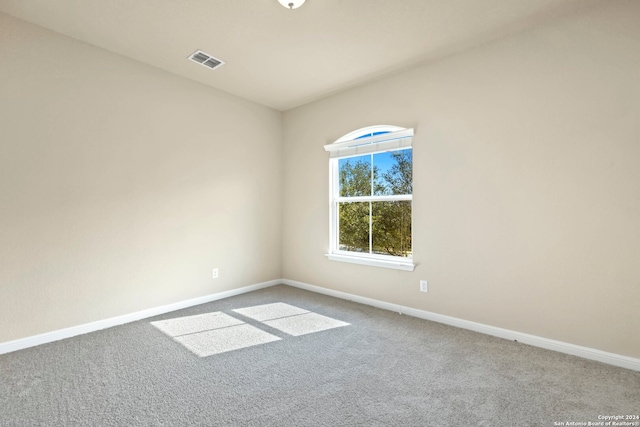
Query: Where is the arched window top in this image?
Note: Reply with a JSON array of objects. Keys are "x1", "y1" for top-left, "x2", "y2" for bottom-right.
[
  {"x1": 324, "y1": 125, "x2": 413, "y2": 159},
  {"x1": 334, "y1": 125, "x2": 406, "y2": 144}
]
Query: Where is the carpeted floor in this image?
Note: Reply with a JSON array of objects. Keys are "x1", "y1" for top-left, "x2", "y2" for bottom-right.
[{"x1": 1, "y1": 284, "x2": 639, "y2": 426}]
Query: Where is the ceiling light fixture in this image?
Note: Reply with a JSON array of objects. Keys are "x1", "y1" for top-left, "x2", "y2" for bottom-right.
[{"x1": 278, "y1": 0, "x2": 305, "y2": 10}]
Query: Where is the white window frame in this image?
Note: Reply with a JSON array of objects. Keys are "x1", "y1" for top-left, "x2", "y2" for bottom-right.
[{"x1": 324, "y1": 125, "x2": 415, "y2": 271}]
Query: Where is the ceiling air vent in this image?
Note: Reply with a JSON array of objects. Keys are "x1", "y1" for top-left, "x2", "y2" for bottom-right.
[{"x1": 188, "y1": 50, "x2": 225, "y2": 70}]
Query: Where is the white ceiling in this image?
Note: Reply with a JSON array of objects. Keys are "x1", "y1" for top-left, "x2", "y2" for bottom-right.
[{"x1": 0, "y1": 0, "x2": 598, "y2": 111}]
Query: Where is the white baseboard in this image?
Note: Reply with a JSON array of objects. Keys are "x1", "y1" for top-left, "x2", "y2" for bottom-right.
[
  {"x1": 281, "y1": 279, "x2": 640, "y2": 372},
  {"x1": 3, "y1": 278, "x2": 639, "y2": 372},
  {"x1": 0, "y1": 279, "x2": 279, "y2": 356}
]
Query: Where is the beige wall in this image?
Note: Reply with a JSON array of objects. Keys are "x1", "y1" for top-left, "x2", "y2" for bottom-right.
[
  {"x1": 2, "y1": 1, "x2": 639, "y2": 360},
  {"x1": 0, "y1": 14, "x2": 282, "y2": 343},
  {"x1": 282, "y1": 1, "x2": 640, "y2": 358}
]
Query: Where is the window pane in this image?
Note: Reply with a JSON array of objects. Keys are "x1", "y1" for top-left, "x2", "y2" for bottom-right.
[
  {"x1": 339, "y1": 155, "x2": 371, "y2": 197},
  {"x1": 372, "y1": 201, "x2": 412, "y2": 257},
  {"x1": 355, "y1": 131, "x2": 391, "y2": 140},
  {"x1": 373, "y1": 149, "x2": 412, "y2": 196},
  {"x1": 338, "y1": 202, "x2": 370, "y2": 253}
]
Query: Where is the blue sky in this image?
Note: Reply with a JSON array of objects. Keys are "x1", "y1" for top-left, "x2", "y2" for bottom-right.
[
  {"x1": 338, "y1": 148, "x2": 412, "y2": 195},
  {"x1": 338, "y1": 149, "x2": 411, "y2": 177}
]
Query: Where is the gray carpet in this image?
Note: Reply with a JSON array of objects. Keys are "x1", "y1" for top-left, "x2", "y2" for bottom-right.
[{"x1": 1, "y1": 285, "x2": 638, "y2": 426}]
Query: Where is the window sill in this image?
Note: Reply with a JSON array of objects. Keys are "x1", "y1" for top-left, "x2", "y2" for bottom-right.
[{"x1": 325, "y1": 253, "x2": 415, "y2": 271}]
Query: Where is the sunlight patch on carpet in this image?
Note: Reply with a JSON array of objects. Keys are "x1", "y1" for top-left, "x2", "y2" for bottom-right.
[
  {"x1": 232, "y1": 302, "x2": 309, "y2": 322},
  {"x1": 234, "y1": 303, "x2": 349, "y2": 336},
  {"x1": 264, "y1": 312, "x2": 349, "y2": 336},
  {"x1": 151, "y1": 311, "x2": 280, "y2": 357},
  {"x1": 151, "y1": 303, "x2": 349, "y2": 357},
  {"x1": 174, "y1": 324, "x2": 281, "y2": 357},
  {"x1": 151, "y1": 312, "x2": 242, "y2": 336}
]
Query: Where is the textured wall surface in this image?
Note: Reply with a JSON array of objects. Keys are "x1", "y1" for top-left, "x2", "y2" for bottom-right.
[
  {"x1": 0, "y1": 14, "x2": 283, "y2": 342},
  {"x1": 282, "y1": 1, "x2": 640, "y2": 358}
]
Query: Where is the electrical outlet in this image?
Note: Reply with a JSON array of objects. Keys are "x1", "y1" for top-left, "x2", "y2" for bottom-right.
[
  {"x1": 212, "y1": 268, "x2": 219, "y2": 279},
  {"x1": 420, "y1": 280, "x2": 428, "y2": 293}
]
